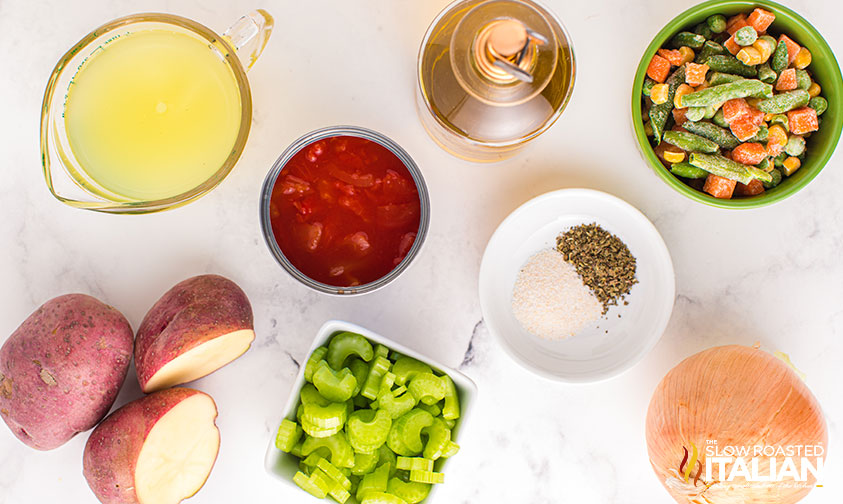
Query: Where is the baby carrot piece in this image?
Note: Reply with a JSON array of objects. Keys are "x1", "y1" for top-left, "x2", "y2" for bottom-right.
[{"x1": 647, "y1": 54, "x2": 671, "y2": 83}]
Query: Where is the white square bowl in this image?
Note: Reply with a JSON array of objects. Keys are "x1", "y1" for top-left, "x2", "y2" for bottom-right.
[{"x1": 264, "y1": 320, "x2": 478, "y2": 503}]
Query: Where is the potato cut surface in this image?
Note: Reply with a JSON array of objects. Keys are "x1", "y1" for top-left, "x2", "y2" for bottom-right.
[
  {"x1": 134, "y1": 394, "x2": 220, "y2": 504},
  {"x1": 143, "y1": 329, "x2": 255, "y2": 393}
]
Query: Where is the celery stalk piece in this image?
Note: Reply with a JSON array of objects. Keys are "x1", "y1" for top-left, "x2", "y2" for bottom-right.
[
  {"x1": 313, "y1": 361, "x2": 358, "y2": 402},
  {"x1": 305, "y1": 347, "x2": 329, "y2": 382},
  {"x1": 275, "y1": 419, "x2": 302, "y2": 453},
  {"x1": 409, "y1": 470, "x2": 445, "y2": 484},
  {"x1": 327, "y1": 332, "x2": 374, "y2": 370}
]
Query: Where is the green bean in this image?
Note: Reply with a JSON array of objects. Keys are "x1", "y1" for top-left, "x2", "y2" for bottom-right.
[
  {"x1": 748, "y1": 125, "x2": 769, "y2": 143},
  {"x1": 685, "y1": 107, "x2": 706, "y2": 122},
  {"x1": 771, "y1": 40, "x2": 788, "y2": 74},
  {"x1": 680, "y1": 79, "x2": 769, "y2": 107},
  {"x1": 696, "y1": 40, "x2": 727, "y2": 63},
  {"x1": 712, "y1": 108, "x2": 729, "y2": 128},
  {"x1": 671, "y1": 31, "x2": 706, "y2": 49},
  {"x1": 757, "y1": 90, "x2": 810, "y2": 114},
  {"x1": 682, "y1": 120, "x2": 740, "y2": 148},
  {"x1": 703, "y1": 104, "x2": 719, "y2": 119},
  {"x1": 707, "y1": 14, "x2": 727, "y2": 34},
  {"x1": 773, "y1": 152, "x2": 787, "y2": 167},
  {"x1": 809, "y1": 96, "x2": 828, "y2": 116},
  {"x1": 688, "y1": 153, "x2": 754, "y2": 184},
  {"x1": 785, "y1": 135, "x2": 806, "y2": 156},
  {"x1": 704, "y1": 55, "x2": 758, "y2": 77},
  {"x1": 734, "y1": 26, "x2": 758, "y2": 46},
  {"x1": 758, "y1": 63, "x2": 777, "y2": 84},
  {"x1": 745, "y1": 165, "x2": 773, "y2": 183},
  {"x1": 648, "y1": 65, "x2": 686, "y2": 143},
  {"x1": 670, "y1": 161, "x2": 709, "y2": 179},
  {"x1": 663, "y1": 130, "x2": 720, "y2": 153},
  {"x1": 796, "y1": 69, "x2": 811, "y2": 90},
  {"x1": 708, "y1": 72, "x2": 745, "y2": 86},
  {"x1": 763, "y1": 168, "x2": 783, "y2": 188}
]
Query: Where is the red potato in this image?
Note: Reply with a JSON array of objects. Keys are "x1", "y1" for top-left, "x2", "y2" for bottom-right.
[
  {"x1": 135, "y1": 274, "x2": 255, "y2": 393},
  {"x1": 0, "y1": 294, "x2": 133, "y2": 450},
  {"x1": 83, "y1": 388, "x2": 220, "y2": 504}
]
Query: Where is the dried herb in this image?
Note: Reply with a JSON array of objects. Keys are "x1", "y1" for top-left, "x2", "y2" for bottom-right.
[{"x1": 556, "y1": 223, "x2": 638, "y2": 313}]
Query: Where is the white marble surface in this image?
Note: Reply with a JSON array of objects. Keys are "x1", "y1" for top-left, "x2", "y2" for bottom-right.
[{"x1": 0, "y1": 0, "x2": 841, "y2": 502}]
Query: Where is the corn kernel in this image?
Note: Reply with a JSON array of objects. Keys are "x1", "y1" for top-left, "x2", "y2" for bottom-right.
[
  {"x1": 764, "y1": 113, "x2": 775, "y2": 122},
  {"x1": 752, "y1": 39, "x2": 774, "y2": 63},
  {"x1": 808, "y1": 82, "x2": 821, "y2": 98},
  {"x1": 644, "y1": 121, "x2": 654, "y2": 136},
  {"x1": 695, "y1": 81, "x2": 710, "y2": 92},
  {"x1": 664, "y1": 151, "x2": 686, "y2": 163},
  {"x1": 651, "y1": 83, "x2": 669, "y2": 105},
  {"x1": 782, "y1": 156, "x2": 801, "y2": 176},
  {"x1": 736, "y1": 47, "x2": 763, "y2": 66},
  {"x1": 679, "y1": 46, "x2": 695, "y2": 64},
  {"x1": 794, "y1": 47, "x2": 812, "y2": 69},
  {"x1": 674, "y1": 84, "x2": 694, "y2": 109},
  {"x1": 747, "y1": 97, "x2": 763, "y2": 109}
]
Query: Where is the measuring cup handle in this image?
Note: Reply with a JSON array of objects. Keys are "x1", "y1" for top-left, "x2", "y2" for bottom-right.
[{"x1": 223, "y1": 9, "x2": 274, "y2": 71}]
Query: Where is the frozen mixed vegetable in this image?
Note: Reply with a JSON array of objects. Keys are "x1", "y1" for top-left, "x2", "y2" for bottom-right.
[{"x1": 642, "y1": 7, "x2": 827, "y2": 199}]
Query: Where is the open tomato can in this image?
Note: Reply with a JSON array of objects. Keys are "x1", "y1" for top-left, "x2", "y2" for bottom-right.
[{"x1": 260, "y1": 126, "x2": 430, "y2": 295}]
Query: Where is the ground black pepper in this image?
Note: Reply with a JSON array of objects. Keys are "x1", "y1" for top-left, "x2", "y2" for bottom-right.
[{"x1": 556, "y1": 223, "x2": 638, "y2": 314}]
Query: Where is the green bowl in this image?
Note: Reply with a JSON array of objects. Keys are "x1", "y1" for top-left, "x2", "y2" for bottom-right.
[{"x1": 631, "y1": 0, "x2": 843, "y2": 208}]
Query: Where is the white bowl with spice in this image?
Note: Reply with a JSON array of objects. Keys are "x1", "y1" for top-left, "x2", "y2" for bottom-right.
[{"x1": 479, "y1": 188, "x2": 675, "y2": 383}]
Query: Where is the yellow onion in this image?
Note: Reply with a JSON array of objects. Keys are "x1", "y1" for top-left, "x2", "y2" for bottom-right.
[{"x1": 646, "y1": 345, "x2": 827, "y2": 504}]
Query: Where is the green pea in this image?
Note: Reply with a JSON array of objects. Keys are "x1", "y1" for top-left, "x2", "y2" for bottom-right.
[
  {"x1": 809, "y1": 96, "x2": 828, "y2": 116},
  {"x1": 734, "y1": 26, "x2": 758, "y2": 46},
  {"x1": 706, "y1": 14, "x2": 727, "y2": 34}
]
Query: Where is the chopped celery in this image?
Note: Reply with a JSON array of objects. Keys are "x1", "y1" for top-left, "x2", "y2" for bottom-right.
[
  {"x1": 395, "y1": 456, "x2": 433, "y2": 471},
  {"x1": 347, "y1": 409, "x2": 392, "y2": 454},
  {"x1": 305, "y1": 347, "x2": 328, "y2": 382},
  {"x1": 409, "y1": 470, "x2": 444, "y2": 484},
  {"x1": 392, "y1": 357, "x2": 432, "y2": 386},
  {"x1": 378, "y1": 379, "x2": 417, "y2": 419},
  {"x1": 275, "y1": 419, "x2": 302, "y2": 453},
  {"x1": 329, "y1": 485, "x2": 351, "y2": 504},
  {"x1": 302, "y1": 419, "x2": 343, "y2": 438},
  {"x1": 416, "y1": 402, "x2": 441, "y2": 417},
  {"x1": 313, "y1": 361, "x2": 358, "y2": 402},
  {"x1": 327, "y1": 332, "x2": 374, "y2": 370},
  {"x1": 375, "y1": 344, "x2": 390, "y2": 358},
  {"x1": 360, "y1": 492, "x2": 408, "y2": 504},
  {"x1": 422, "y1": 418, "x2": 451, "y2": 460},
  {"x1": 302, "y1": 401, "x2": 347, "y2": 429},
  {"x1": 392, "y1": 385, "x2": 407, "y2": 397},
  {"x1": 352, "y1": 451, "x2": 379, "y2": 476},
  {"x1": 392, "y1": 409, "x2": 434, "y2": 454},
  {"x1": 361, "y1": 356, "x2": 392, "y2": 400},
  {"x1": 349, "y1": 358, "x2": 370, "y2": 395},
  {"x1": 377, "y1": 444, "x2": 397, "y2": 477},
  {"x1": 301, "y1": 383, "x2": 332, "y2": 406},
  {"x1": 387, "y1": 478, "x2": 431, "y2": 504},
  {"x1": 440, "y1": 375, "x2": 460, "y2": 420},
  {"x1": 356, "y1": 463, "x2": 390, "y2": 501},
  {"x1": 302, "y1": 433, "x2": 355, "y2": 468},
  {"x1": 293, "y1": 470, "x2": 328, "y2": 499},
  {"x1": 317, "y1": 457, "x2": 352, "y2": 490},
  {"x1": 407, "y1": 373, "x2": 447, "y2": 405},
  {"x1": 441, "y1": 441, "x2": 460, "y2": 458}
]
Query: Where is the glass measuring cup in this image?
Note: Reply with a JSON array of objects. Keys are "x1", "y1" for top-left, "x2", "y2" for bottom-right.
[{"x1": 40, "y1": 11, "x2": 273, "y2": 213}]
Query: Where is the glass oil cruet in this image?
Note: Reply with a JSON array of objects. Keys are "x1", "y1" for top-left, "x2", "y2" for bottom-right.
[{"x1": 417, "y1": 0, "x2": 575, "y2": 162}]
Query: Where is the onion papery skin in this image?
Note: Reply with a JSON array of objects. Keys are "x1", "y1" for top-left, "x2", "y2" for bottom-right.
[{"x1": 646, "y1": 345, "x2": 827, "y2": 504}]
